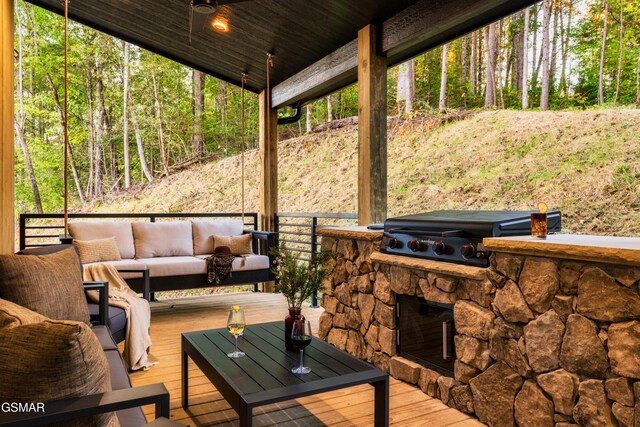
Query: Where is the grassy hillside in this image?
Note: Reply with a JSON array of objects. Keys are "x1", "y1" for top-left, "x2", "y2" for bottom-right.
[{"x1": 88, "y1": 109, "x2": 640, "y2": 236}]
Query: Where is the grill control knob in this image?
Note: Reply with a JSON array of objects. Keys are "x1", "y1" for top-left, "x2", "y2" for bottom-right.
[
  {"x1": 433, "y1": 241, "x2": 446, "y2": 255},
  {"x1": 461, "y1": 244, "x2": 476, "y2": 259},
  {"x1": 408, "y1": 240, "x2": 422, "y2": 252},
  {"x1": 387, "y1": 237, "x2": 400, "y2": 249}
]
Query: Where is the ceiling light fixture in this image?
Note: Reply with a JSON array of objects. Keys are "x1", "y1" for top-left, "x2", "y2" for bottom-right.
[{"x1": 212, "y1": 18, "x2": 229, "y2": 32}]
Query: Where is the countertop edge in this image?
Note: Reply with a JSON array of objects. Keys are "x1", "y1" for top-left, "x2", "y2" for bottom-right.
[
  {"x1": 317, "y1": 226, "x2": 383, "y2": 241},
  {"x1": 484, "y1": 235, "x2": 640, "y2": 266},
  {"x1": 371, "y1": 251, "x2": 488, "y2": 281}
]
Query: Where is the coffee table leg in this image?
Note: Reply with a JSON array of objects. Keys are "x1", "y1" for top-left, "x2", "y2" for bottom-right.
[
  {"x1": 373, "y1": 377, "x2": 389, "y2": 427},
  {"x1": 239, "y1": 402, "x2": 252, "y2": 427},
  {"x1": 182, "y1": 340, "x2": 189, "y2": 409}
]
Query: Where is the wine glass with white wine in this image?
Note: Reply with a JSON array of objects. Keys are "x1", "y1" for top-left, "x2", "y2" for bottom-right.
[{"x1": 227, "y1": 305, "x2": 246, "y2": 358}]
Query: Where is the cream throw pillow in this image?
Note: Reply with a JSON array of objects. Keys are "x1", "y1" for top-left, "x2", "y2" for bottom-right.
[
  {"x1": 74, "y1": 237, "x2": 122, "y2": 264},
  {"x1": 212, "y1": 234, "x2": 253, "y2": 255}
]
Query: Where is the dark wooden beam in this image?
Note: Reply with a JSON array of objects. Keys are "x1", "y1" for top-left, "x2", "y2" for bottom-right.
[
  {"x1": 272, "y1": 0, "x2": 539, "y2": 108},
  {"x1": 357, "y1": 25, "x2": 387, "y2": 226},
  {"x1": 1, "y1": 0, "x2": 14, "y2": 254}
]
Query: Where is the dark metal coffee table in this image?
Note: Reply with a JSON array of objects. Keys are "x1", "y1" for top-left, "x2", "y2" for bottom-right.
[{"x1": 182, "y1": 322, "x2": 389, "y2": 427}]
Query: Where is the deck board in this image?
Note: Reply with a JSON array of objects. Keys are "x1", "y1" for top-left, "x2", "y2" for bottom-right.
[{"x1": 129, "y1": 292, "x2": 484, "y2": 426}]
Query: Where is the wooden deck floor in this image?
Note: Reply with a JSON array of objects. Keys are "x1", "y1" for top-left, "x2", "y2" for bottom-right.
[{"x1": 130, "y1": 292, "x2": 484, "y2": 427}]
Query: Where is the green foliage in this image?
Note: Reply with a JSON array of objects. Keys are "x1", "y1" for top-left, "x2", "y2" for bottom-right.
[{"x1": 270, "y1": 245, "x2": 332, "y2": 310}]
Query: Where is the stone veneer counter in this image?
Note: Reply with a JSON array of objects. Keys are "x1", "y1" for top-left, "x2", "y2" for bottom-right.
[
  {"x1": 485, "y1": 234, "x2": 640, "y2": 266},
  {"x1": 316, "y1": 226, "x2": 640, "y2": 427}
]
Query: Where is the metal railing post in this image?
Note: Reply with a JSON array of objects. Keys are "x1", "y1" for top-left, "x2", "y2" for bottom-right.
[{"x1": 310, "y1": 216, "x2": 319, "y2": 308}]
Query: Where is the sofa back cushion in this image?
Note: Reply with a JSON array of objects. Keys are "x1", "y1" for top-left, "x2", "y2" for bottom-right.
[
  {"x1": 192, "y1": 219, "x2": 244, "y2": 255},
  {"x1": 0, "y1": 318, "x2": 119, "y2": 427},
  {"x1": 132, "y1": 221, "x2": 194, "y2": 258},
  {"x1": 0, "y1": 247, "x2": 90, "y2": 324},
  {"x1": 69, "y1": 221, "x2": 135, "y2": 260},
  {"x1": 74, "y1": 237, "x2": 123, "y2": 264},
  {"x1": 0, "y1": 298, "x2": 48, "y2": 328}
]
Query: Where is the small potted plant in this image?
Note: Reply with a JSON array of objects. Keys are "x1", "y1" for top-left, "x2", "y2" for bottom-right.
[{"x1": 271, "y1": 244, "x2": 332, "y2": 350}]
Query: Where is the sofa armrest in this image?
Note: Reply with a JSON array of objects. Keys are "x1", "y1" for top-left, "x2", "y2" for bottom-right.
[
  {"x1": 0, "y1": 383, "x2": 169, "y2": 426},
  {"x1": 116, "y1": 267, "x2": 150, "y2": 301},
  {"x1": 244, "y1": 230, "x2": 277, "y2": 256},
  {"x1": 84, "y1": 281, "x2": 109, "y2": 326}
]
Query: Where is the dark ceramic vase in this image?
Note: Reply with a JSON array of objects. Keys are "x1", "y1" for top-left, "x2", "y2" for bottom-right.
[{"x1": 284, "y1": 307, "x2": 304, "y2": 351}]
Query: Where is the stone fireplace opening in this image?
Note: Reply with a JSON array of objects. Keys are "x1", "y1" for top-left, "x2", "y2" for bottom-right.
[{"x1": 397, "y1": 295, "x2": 456, "y2": 376}]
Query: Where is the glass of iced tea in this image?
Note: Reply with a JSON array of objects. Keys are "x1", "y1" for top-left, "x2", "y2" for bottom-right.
[{"x1": 531, "y1": 202, "x2": 548, "y2": 239}]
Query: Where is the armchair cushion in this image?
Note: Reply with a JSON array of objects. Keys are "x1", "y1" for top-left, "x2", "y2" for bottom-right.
[
  {"x1": 132, "y1": 221, "x2": 193, "y2": 258},
  {"x1": 192, "y1": 219, "x2": 244, "y2": 255},
  {"x1": 0, "y1": 247, "x2": 90, "y2": 324},
  {"x1": 0, "y1": 318, "x2": 119, "y2": 427},
  {"x1": 74, "y1": 237, "x2": 123, "y2": 264}
]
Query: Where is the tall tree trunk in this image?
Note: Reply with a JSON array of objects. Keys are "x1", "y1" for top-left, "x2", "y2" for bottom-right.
[
  {"x1": 191, "y1": 69, "x2": 205, "y2": 157},
  {"x1": 540, "y1": 0, "x2": 552, "y2": 110},
  {"x1": 531, "y1": 7, "x2": 540, "y2": 86},
  {"x1": 550, "y1": 3, "x2": 560, "y2": 91},
  {"x1": 122, "y1": 41, "x2": 131, "y2": 188},
  {"x1": 15, "y1": 6, "x2": 43, "y2": 213},
  {"x1": 523, "y1": 7, "x2": 530, "y2": 109},
  {"x1": 219, "y1": 81, "x2": 227, "y2": 130},
  {"x1": 470, "y1": 31, "x2": 478, "y2": 94},
  {"x1": 129, "y1": 97, "x2": 154, "y2": 182},
  {"x1": 636, "y1": 48, "x2": 640, "y2": 105},
  {"x1": 397, "y1": 59, "x2": 415, "y2": 114},
  {"x1": 614, "y1": 0, "x2": 624, "y2": 105},
  {"x1": 513, "y1": 12, "x2": 525, "y2": 92},
  {"x1": 485, "y1": 24, "x2": 497, "y2": 107},
  {"x1": 306, "y1": 104, "x2": 312, "y2": 133},
  {"x1": 44, "y1": 71, "x2": 86, "y2": 204},
  {"x1": 497, "y1": 20, "x2": 505, "y2": 108},
  {"x1": 151, "y1": 66, "x2": 170, "y2": 176},
  {"x1": 560, "y1": 1, "x2": 573, "y2": 94},
  {"x1": 599, "y1": 0, "x2": 609, "y2": 105},
  {"x1": 85, "y1": 66, "x2": 95, "y2": 198},
  {"x1": 439, "y1": 44, "x2": 449, "y2": 110},
  {"x1": 94, "y1": 52, "x2": 107, "y2": 195},
  {"x1": 327, "y1": 96, "x2": 333, "y2": 121}
]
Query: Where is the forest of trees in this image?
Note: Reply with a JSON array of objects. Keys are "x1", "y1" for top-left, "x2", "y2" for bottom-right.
[{"x1": 13, "y1": 0, "x2": 640, "y2": 214}]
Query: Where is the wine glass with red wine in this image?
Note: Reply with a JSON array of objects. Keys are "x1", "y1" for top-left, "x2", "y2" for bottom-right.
[{"x1": 291, "y1": 319, "x2": 312, "y2": 374}]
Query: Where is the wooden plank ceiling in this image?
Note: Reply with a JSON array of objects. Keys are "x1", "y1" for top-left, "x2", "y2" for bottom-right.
[{"x1": 25, "y1": 0, "x2": 417, "y2": 93}]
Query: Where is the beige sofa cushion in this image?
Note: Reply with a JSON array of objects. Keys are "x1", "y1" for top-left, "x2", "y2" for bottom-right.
[
  {"x1": 136, "y1": 256, "x2": 206, "y2": 277},
  {"x1": 0, "y1": 316, "x2": 118, "y2": 427},
  {"x1": 0, "y1": 298, "x2": 48, "y2": 328},
  {"x1": 69, "y1": 221, "x2": 135, "y2": 259},
  {"x1": 132, "y1": 221, "x2": 193, "y2": 258},
  {"x1": 74, "y1": 237, "x2": 122, "y2": 264},
  {"x1": 192, "y1": 220, "x2": 245, "y2": 255},
  {"x1": 196, "y1": 254, "x2": 270, "y2": 272},
  {"x1": 0, "y1": 248, "x2": 90, "y2": 324}
]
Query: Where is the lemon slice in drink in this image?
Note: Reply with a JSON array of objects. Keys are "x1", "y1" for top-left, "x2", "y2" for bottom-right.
[
  {"x1": 537, "y1": 202, "x2": 548, "y2": 214},
  {"x1": 233, "y1": 305, "x2": 240, "y2": 312}
]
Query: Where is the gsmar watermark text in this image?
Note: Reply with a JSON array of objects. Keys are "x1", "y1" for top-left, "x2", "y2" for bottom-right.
[{"x1": 1, "y1": 402, "x2": 45, "y2": 413}]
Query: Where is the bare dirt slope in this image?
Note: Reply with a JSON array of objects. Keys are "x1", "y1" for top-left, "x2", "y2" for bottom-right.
[{"x1": 89, "y1": 109, "x2": 640, "y2": 236}]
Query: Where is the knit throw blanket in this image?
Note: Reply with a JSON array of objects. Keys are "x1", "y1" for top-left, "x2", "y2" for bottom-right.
[
  {"x1": 83, "y1": 264, "x2": 157, "y2": 371},
  {"x1": 206, "y1": 254, "x2": 236, "y2": 284}
]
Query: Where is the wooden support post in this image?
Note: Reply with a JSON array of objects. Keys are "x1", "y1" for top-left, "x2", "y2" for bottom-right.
[
  {"x1": 259, "y1": 89, "x2": 277, "y2": 293},
  {"x1": 259, "y1": 89, "x2": 278, "y2": 232},
  {"x1": 358, "y1": 25, "x2": 387, "y2": 226},
  {"x1": 0, "y1": 0, "x2": 14, "y2": 254}
]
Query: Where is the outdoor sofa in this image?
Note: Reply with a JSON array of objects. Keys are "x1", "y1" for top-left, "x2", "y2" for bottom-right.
[{"x1": 68, "y1": 219, "x2": 276, "y2": 298}]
